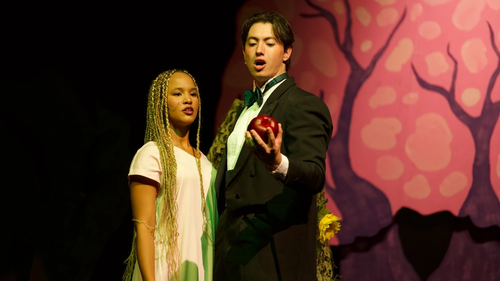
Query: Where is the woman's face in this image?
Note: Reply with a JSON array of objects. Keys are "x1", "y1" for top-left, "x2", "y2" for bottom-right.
[{"x1": 166, "y1": 72, "x2": 199, "y2": 129}]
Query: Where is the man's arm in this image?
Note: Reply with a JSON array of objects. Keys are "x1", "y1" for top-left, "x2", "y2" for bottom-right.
[
  {"x1": 282, "y1": 92, "x2": 333, "y2": 194},
  {"x1": 246, "y1": 91, "x2": 333, "y2": 194}
]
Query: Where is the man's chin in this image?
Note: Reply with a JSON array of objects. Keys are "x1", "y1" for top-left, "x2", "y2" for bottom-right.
[{"x1": 253, "y1": 71, "x2": 269, "y2": 79}]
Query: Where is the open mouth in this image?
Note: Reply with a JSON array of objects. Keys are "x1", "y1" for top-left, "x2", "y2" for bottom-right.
[
  {"x1": 183, "y1": 107, "x2": 194, "y2": 114},
  {"x1": 254, "y1": 59, "x2": 266, "y2": 70}
]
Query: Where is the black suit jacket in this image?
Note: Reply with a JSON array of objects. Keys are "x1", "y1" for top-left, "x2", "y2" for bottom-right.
[{"x1": 214, "y1": 77, "x2": 333, "y2": 281}]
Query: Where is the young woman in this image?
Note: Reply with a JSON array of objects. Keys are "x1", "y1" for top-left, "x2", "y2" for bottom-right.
[{"x1": 123, "y1": 69, "x2": 217, "y2": 281}]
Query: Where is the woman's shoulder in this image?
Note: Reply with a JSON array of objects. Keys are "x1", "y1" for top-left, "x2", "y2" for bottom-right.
[
  {"x1": 137, "y1": 141, "x2": 158, "y2": 151},
  {"x1": 129, "y1": 141, "x2": 162, "y2": 183},
  {"x1": 133, "y1": 141, "x2": 160, "y2": 160}
]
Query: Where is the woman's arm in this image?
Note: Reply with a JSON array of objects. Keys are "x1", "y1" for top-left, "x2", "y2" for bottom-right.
[{"x1": 130, "y1": 180, "x2": 158, "y2": 281}]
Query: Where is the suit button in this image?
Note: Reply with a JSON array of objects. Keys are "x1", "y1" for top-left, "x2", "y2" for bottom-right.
[
  {"x1": 250, "y1": 172, "x2": 255, "y2": 177},
  {"x1": 235, "y1": 193, "x2": 240, "y2": 199}
]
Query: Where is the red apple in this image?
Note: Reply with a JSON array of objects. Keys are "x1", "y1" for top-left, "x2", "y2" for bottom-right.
[{"x1": 247, "y1": 115, "x2": 279, "y2": 143}]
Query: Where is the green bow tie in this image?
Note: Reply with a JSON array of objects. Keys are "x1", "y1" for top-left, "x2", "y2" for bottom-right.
[{"x1": 244, "y1": 73, "x2": 289, "y2": 107}]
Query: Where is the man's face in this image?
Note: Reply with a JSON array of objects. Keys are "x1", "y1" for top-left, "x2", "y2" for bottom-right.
[{"x1": 243, "y1": 22, "x2": 292, "y2": 88}]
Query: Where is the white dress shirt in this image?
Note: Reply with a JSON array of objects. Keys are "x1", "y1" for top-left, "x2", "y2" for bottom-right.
[{"x1": 226, "y1": 77, "x2": 289, "y2": 181}]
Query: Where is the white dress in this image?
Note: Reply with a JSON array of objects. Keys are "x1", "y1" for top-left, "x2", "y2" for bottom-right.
[{"x1": 128, "y1": 141, "x2": 217, "y2": 281}]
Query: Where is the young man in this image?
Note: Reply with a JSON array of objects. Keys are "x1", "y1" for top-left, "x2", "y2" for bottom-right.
[{"x1": 214, "y1": 12, "x2": 333, "y2": 281}]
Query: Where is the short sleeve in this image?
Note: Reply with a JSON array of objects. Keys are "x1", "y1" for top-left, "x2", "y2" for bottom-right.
[{"x1": 128, "y1": 141, "x2": 162, "y2": 184}]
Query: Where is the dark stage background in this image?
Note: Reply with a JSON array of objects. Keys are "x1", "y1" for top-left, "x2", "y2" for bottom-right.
[{"x1": 1, "y1": 2, "x2": 246, "y2": 280}]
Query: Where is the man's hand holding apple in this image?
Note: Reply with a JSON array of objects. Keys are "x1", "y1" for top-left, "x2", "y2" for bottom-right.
[{"x1": 245, "y1": 115, "x2": 283, "y2": 172}]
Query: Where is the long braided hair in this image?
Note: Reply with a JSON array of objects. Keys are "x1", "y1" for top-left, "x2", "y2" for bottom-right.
[{"x1": 123, "y1": 69, "x2": 207, "y2": 281}]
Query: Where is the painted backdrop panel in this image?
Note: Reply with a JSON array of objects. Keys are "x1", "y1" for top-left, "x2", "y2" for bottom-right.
[{"x1": 216, "y1": 0, "x2": 500, "y2": 279}]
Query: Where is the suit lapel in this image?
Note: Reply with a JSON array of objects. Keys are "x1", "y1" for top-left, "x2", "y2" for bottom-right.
[{"x1": 262, "y1": 76, "x2": 294, "y2": 108}]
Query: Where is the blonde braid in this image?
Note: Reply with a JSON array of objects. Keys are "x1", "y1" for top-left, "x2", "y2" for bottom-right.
[
  {"x1": 158, "y1": 71, "x2": 181, "y2": 280},
  {"x1": 186, "y1": 72, "x2": 210, "y2": 242},
  {"x1": 123, "y1": 69, "x2": 209, "y2": 281}
]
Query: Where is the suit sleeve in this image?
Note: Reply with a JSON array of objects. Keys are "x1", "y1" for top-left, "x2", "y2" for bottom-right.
[{"x1": 281, "y1": 90, "x2": 333, "y2": 194}]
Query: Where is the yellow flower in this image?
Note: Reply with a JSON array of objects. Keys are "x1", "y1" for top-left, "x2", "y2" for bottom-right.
[{"x1": 319, "y1": 213, "x2": 341, "y2": 242}]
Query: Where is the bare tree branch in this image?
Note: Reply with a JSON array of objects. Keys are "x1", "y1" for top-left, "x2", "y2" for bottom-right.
[
  {"x1": 486, "y1": 22, "x2": 500, "y2": 111},
  {"x1": 342, "y1": 0, "x2": 353, "y2": 51},
  {"x1": 302, "y1": 0, "x2": 343, "y2": 53},
  {"x1": 488, "y1": 22, "x2": 500, "y2": 58},
  {"x1": 411, "y1": 64, "x2": 449, "y2": 96},
  {"x1": 365, "y1": 8, "x2": 407, "y2": 75},
  {"x1": 411, "y1": 63, "x2": 474, "y2": 125},
  {"x1": 303, "y1": 1, "x2": 407, "y2": 74},
  {"x1": 446, "y1": 43, "x2": 458, "y2": 99},
  {"x1": 339, "y1": 0, "x2": 363, "y2": 68}
]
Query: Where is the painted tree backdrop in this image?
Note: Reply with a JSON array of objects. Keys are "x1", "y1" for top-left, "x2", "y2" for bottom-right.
[{"x1": 215, "y1": 0, "x2": 500, "y2": 279}]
